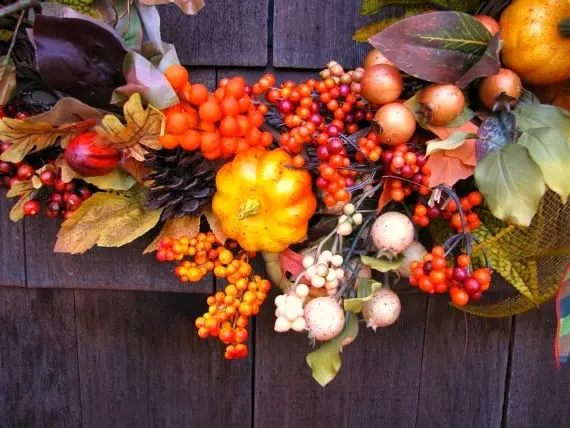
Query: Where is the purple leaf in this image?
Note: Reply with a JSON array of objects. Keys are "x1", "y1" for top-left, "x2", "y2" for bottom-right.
[
  {"x1": 369, "y1": 12, "x2": 501, "y2": 87},
  {"x1": 476, "y1": 112, "x2": 516, "y2": 160},
  {"x1": 32, "y1": 15, "x2": 126, "y2": 106}
]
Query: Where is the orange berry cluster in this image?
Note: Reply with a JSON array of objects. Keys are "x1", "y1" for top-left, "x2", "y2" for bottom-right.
[
  {"x1": 196, "y1": 266, "x2": 271, "y2": 359},
  {"x1": 155, "y1": 232, "x2": 222, "y2": 282},
  {"x1": 161, "y1": 64, "x2": 273, "y2": 159},
  {"x1": 409, "y1": 247, "x2": 492, "y2": 306},
  {"x1": 412, "y1": 191, "x2": 483, "y2": 232}
]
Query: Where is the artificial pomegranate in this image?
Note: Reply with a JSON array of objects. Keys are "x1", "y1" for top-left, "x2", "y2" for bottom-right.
[
  {"x1": 479, "y1": 68, "x2": 522, "y2": 110},
  {"x1": 360, "y1": 64, "x2": 403, "y2": 105},
  {"x1": 363, "y1": 48, "x2": 393, "y2": 69},
  {"x1": 373, "y1": 103, "x2": 416, "y2": 146},
  {"x1": 64, "y1": 132, "x2": 120, "y2": 177},
  {"x1": 418, "y1": 84, "x2": 465, "y2": 126}
]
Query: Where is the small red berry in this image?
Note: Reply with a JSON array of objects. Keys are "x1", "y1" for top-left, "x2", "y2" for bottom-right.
[
  {"x1": 39, "y1": 170, "x2": 57, "y2": 186},
  {"x1": 17, "y1": 164, "x2": 35, "y2": 181},
  {"x1": 23, "y1": 200, "x2": 40, "y2": 216}
]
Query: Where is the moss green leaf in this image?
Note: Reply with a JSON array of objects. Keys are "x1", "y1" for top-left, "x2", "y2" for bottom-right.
[
  {"x1": 361, "y1": 254, "x2": 404, "y2": 272},
  {"x1": 144, "y1": 215, "x2": 200, "y2": 254},
  {"x1": 54, "y1": 189, "x2": 162, "y2": 254},
  {"x1": 344, "y1": 280, "x2": 382, "y2": 313},
  {"x1": 82, "y1": 168, "x2": 137, "y2": 191},
  {"x1": 515, "y1": 104, "x2": 570, "y2": 140},
  {"x1": 475, "y1": 144, "x2": 545, "y2": 226},
  {"x1": 517, "y1": 128, "x2": 570, "y2": 203},
  {"x1": 306, "y1": 313, "x2": 359, "y2": 387},
  {"x1": 426, "y1": 131, "x2": 477, "y2": 156},
  {"x1": 359, "y1": 0, "x2": 427, "y2": 16}
]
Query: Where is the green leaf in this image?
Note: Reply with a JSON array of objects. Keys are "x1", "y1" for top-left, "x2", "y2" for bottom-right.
[
  {"x1": 116, "y1": 1, "x2": 143, "y2": 49},
  {"x1": 359, "y1": 0, "x2": 425, "y2": 16},
  {"x1": 446, "y1": 106, "x2": 476, "y2": 127},
  {"x1": 353, "y1": 8, "x2": 426, "y2": 42},
  {"x1": 0, "y1": 30, "x2": 13, "y2": 42},
  {"x1": 361, "y1": 254, "x2": 404, "y2": 272},
  {"x1": 517, "y1": 128, "x2": 570, "y2": 203},
  {"x1": 369, "y1": 12, "x2": 501, "y2": 87},
  {"x1": 54, "y1": 189, "x2": 162, "y2": 254},
  {"x1": 515, "y1": 104, "x2": 570, "y2": 140},
  {"x1": 82, "y1": 168, "x2": 137, "y2": 191},
  {"x1": 344, "y1": 280, "x2": 382, "y2": 313},
  {"x1": 475, "y1": 144, "x2": 545, "y2": 226},
  {"x1": 426, "y1": 131, "x2": 477, "y2": 156},
  {"x1": 431, "y1": 0, "x2": 481, "y2": 11},
  {"x1": 306, "y1": 313, "x2": 359, "y2": 387}
]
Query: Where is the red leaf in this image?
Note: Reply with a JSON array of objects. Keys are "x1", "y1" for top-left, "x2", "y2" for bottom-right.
[
  {"x1": 378, "y1": 178, "x2": 394, "y2": 211},
  {"x1": 279, "y1": 249, "x2": 305, "y2": 278},
  {"x1": 426, "y1": 152, "x2": 475, "y2": 187},
  {"x1": 426, "y1": 120, "x2": 478, "y2": 167}
]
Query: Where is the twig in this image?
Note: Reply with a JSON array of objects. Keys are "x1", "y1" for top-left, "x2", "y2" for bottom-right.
[{"x1": 0, "y1": 0, "x2": 38, "y2": 19}]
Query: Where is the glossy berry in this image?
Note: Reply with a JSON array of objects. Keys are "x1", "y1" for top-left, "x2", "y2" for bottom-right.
[
  {"x1": 39, "y1": 170, "x2": 57, "y2": 186},
  {"x1": 23, "y1": 200, "x2": 40, "y2": 216},
  {"x1": 17, "y1": 164, "x2": 35, "y2": 181}
]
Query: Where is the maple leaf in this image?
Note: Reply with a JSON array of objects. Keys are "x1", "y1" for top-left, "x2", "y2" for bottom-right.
[
  {"x1": 95, "y1": 93, "x2": 163, "y2": 150},
  {"x1": 54, "y1": 188, "x2": 162, "y2": 254},
  {"x1": 144, "y1": 215, "x2": 200, "y2": 254},
  {"x1": 0, "y1": 97, "x2": 104, "y2": 162},
  {"x1": 138, "y1": 0, "x2": 205, "y2": 15}
]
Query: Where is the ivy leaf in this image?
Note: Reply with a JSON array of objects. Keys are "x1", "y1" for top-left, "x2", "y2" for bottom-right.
[
  {"x1": 82, "y1": 168, "x2": 137, "y2": 191},
  {"x1": 95, "y1": 93, "x2": 163, "y2": 150},
  {"x1": 426, "y1": 131, "x2": 477, "y2": 156},
  {"x1": 138, "y1": 0, "x2": 205, "y2": 15},
  {"x1": 30, "y1": 15, "x2": 126, "y2": 106},
  {"x1": 112, "y1": 52, "x2": 179, "y2": 110},
  {"x1": 0, "y1": 57, "x2": 16, "y2": 106},
  {"x1": 517, "y1": 128, "x2": 570, "y2": 203},
  {"x1": 361, "y1": 254, "x2": 404, "y2": 272},
  {"x1": 369, "y1": 12, "x2": 500, "y2": 87},
  {"x1": 476, "y1": 113, "x2": 516, "y2": 160},
  {"x1": 54, "y1": 189, "x2": 162, "y2": 254},
  {"x1": 515, "y1": 104, "x2": 570, "y2": 139},
  {"x1": 306, "y1": 313, "x2": 359, "y2": 387},
  {"x1": 475, "y1": 144, "x2": 545, "y2": 226},
  {"x1": 144, "y1": 215, "x2": 200, "y2": 253},
  {"x1": 344, "y1": 280, "x2": 382, "y2": 313}
]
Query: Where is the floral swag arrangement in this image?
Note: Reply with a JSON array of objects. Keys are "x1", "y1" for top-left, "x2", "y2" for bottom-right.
[{"x1": 0, "y1": 0, "x2": 569, "y2": 386}]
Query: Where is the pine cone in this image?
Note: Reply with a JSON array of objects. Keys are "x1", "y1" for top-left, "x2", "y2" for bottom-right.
[{"x1": 144, "y1": 149, "x2": 217, "y2": 221}]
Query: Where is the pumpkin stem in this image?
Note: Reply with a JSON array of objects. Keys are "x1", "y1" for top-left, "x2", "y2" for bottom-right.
[
  {"x1": 238, "y1": 199, "x2": 260, "y2": 220},
  {"x1": 560, "y1": 18, "x2": 570, "y2": 38}
]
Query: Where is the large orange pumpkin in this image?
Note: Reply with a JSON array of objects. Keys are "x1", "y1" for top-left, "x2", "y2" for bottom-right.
[{"x1": 500, "y1": 0, "x2": 570, "y2": 85}]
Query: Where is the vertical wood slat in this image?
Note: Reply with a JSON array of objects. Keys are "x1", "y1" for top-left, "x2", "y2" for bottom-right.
[
  {"x1": 273, "y1": 0, "x2": 381, "y2": 68},
  {"x1": 74, "y1": 289, "x2": 251, "y2": 428},
  {"x1": 0, "y1": 197, "x2": 26, "y2": 286},
  {"x1": 0, "y1": 288, "x2": 81, "y2": 426},
  {"x1": 159, "y1": 0, "x2": 269, "y2": 67},
  {"x1": 416, "y1": 294, "x2": 512, "y2": 428},
  {"x1": 506, "y1": 301, "x2": 570, "y2": 427}
]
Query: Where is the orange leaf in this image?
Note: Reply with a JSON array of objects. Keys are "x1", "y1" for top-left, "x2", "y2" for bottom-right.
[
  {"x1": 378, "y1": 178, "x2": 394, "y2": 211},
  {"x1": 427, "y1": 120, "x2": 479, "y2": 141},
  {"x1": 426, "y1": 152, "x2": 475, "y2": 187},
  {"x1": 443, "y1": 138, "x2": 477, "y2": 166}
]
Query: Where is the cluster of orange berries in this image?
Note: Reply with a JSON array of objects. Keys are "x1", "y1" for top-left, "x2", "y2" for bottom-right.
[
  {"x1": 409, "y1": 247, "x2": 492, "y2": 306},
  {"x1": 196, "y1": 268, "x2": 271, "y2": 359},
  {"x1": 271, "y1": 78, "x2": 372, "y2": 155},
  {"x1": 412, "y1": 191, "x2": 483, "y2": 232},
  {"x1": 160, "y1": 64, "x2": 273, "y2": 159}
]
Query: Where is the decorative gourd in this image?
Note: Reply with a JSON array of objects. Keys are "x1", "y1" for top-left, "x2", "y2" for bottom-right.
[
  {"x1": 65, "y1": 132, "x2": 120, "y2": 177},
  {"x1": 500, "y1": 0, "x2": 570, "y2": 85},
  {"x1": 212, "y1": 147, "x2": 316, "y2": 252}
]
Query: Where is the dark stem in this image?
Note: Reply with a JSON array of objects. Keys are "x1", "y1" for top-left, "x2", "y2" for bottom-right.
[
  {"x1": 0, "y1": 10, "x2": 24, "y2": 83},
  {"x1": 559, "y1": 18, "x2": 570, "y2": 38}
]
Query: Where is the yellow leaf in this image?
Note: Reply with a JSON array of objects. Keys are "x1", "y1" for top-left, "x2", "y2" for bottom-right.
[
  {"x1": 0, "y1": 30, "x2": 13, "y2": 41},
  {"x1": 95, "y1": 93, "x2": 164, "y2": 150},
  {"x1": 0, "y1": 97, "x2": 104, "y2": 162},
  {"x1": 6, "y1": 179, "x2": 34, "y2": 198},
  {"x1": 54, "y1": 190, "x2": 162, "y2": 254},
  {"x1": 9, "y1": 192, "x2": 33, "y2": 222},
  {"x1": 203, "y1": 207, "x2": 226, "y2": 244},
  {"x1": 0, "y1": 57, "x2": 16, "y2": 106},
  {"x1": 144, "y1": 215, "x2": 201, "y2": 254}
]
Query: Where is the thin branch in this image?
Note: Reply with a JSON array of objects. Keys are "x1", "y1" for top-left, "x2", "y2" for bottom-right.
[
  {"x1": 0, "y1": 0, "x2": 38, "y2": 19},
  {"x1": 0, "y1": 10, "x2": 24, "y2": 83}
]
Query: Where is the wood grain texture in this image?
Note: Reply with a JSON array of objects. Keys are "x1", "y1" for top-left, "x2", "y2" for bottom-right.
[
  {"x1": 506, "y1": 300, "x2": 570, "y2": 427},
  {"x1": 254, "y1": 292, "x2": 428, "y2": 427},
  {"x1": 0, "y1": 287, "x2": 81, "y2": 426},
  {"x1": 416, "y1": 291, "x2": 512, "y2": 428},
  {"x1": 159, "y1": 1, "x2": 268, "y2": 66},
  {"x1": 0, "y1": 196, "x2": 25, "y2": 286},
  {"x1": 24, "y1": 216, "x2": 213, "y2": 293},
  {"x1": 75, "y1": 289, "x2": 251, "y2": 428},
  {"x1": 273, "y1": 0, "x2": 379, "y2": 68}
]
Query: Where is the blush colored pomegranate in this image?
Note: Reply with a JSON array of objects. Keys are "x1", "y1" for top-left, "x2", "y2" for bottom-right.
[{"x1": 65, "y1": 132, "x2": 120, "y2": 177}]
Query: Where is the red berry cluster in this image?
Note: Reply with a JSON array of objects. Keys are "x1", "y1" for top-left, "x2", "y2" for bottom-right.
[
  {"x1": 0, "y1": 142, "x2": 17, "y2": 189},
  {"x1": 412, "y1": 191, "x2": 483, "y2": 232},
  {"x1": 41, "y1": 174, "x2": 92, "y2": 218},
  {"x1": 409, "y1": 247, "x2": 492, "y2": 306}
]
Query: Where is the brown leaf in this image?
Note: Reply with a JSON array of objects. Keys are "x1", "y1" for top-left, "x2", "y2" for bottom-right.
[
  {"x1": 0, "y1": 57, "x2": 16, "y2": 105},
  {"x1": 138, "y1": 0, "x2": 205, "y2": 15},
  {"x1": 377, "y1": 178, "x2": 394, "y2": 211},
  {"x1": 54, "y1": 190, "x2": 162, "y2": 254},
  {"x1": 144, "y1": 215, "x2": 200, "y2": 254},
  {"x1": 95, "y1": 93, "x2": 163, "y2": 150},
  {"x1": 121, "y1": 157, "x2": 153, "y2": 184},
  {"x1": 0, "y1": 97, "x2": 104, "y2": 162},
  {"x1": 203, "y1": 207, "x2": 226, "y2": 244}
]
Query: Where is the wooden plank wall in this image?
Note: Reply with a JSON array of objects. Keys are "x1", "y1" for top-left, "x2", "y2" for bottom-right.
[{"x1": 1, "y1": 1, "x2": 569, "y2": 426}]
